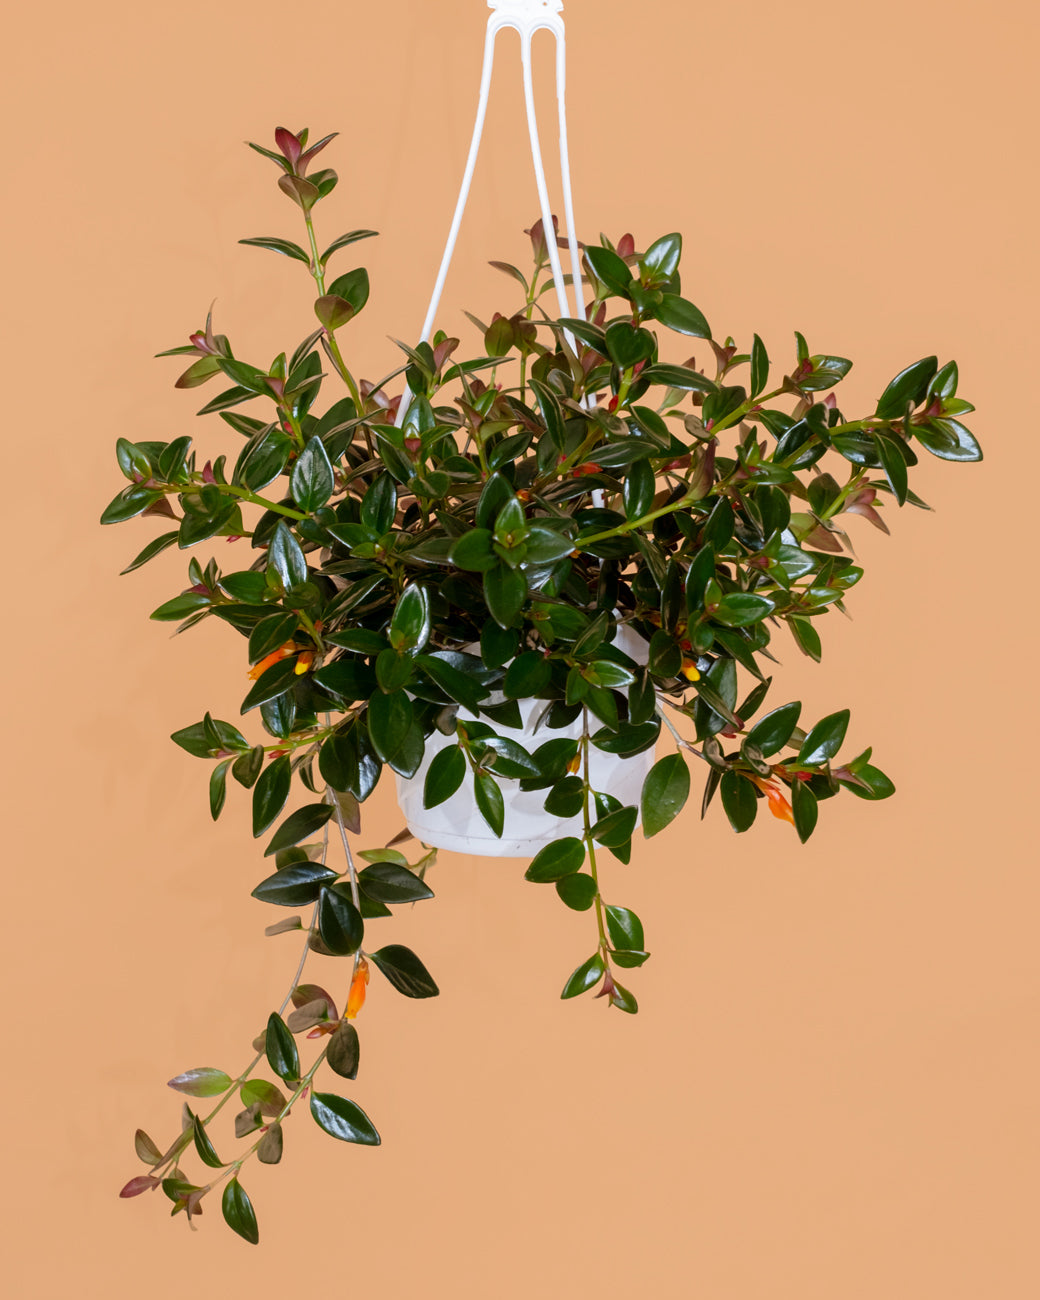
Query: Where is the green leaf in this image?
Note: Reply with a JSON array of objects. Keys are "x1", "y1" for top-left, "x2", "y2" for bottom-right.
[
  {"x1": 388, "y1": 584, "x2": 431, "y2": 654},
  {"x1": 483, "y1": 563, "x2": 527, "y2": 628},
  {"x1": 592, "y1": 805, "x2": 638, "y2": 847},
  {"x1": 252, "y1": 754, "x2": 291, "y2": 836},
  {"x1": 167, "y1": 1067, "x2": 233, "y2": 1098},
  {"x1": 241, "y1": 657, "x2": 298, "y2": 714},
  {"x1": 251, "y1": 861, "x2": 338, "y2": 907},
  {"x1": 873, "y1": 433, "x2": 909, "y2": 505},
  {"x1": 798, "y1": 709, "x2": 850, "y2": 765},
  {"x1": 641, "y1": 754, "x2": 690, "y2": 837},
  {"x1": 171, "y1": 717, "x2": 248, "y2": 758},
  {"x1": 474, "y1": 770, "x2": 504, "y2": 836},
  {"x1": 265, "y1": 1012, "x2": 300, "y2": 1083},
  {"x1": 720, "y1": 770, "x2": 758, "y2": 832},
  {"x1": 605, "y1": 905, "x2": 644, "y2": 951},
  {"x1": 317, "y1": 883, "x2": 364, "y2": 955},
  {"x1": 232, "y1": 745, "x2": 265, "y2": 789},
  {"x1": 314, "y1": 294, "x2": 354, "y2": 331},
  {"x1": 654, "y1": 293, "x2": 711, "y2": 339},
  {"x1": 267, "y1": 521, "x2": 308, "y2": 591},
  {"x1": 745, "y1": 701, "x2": 801, "y2": 756},
  {"x1": 641, "y1": 231, "x2": 682, "y2": 280},
  {"x1": 239, "y1": 235, "x2": 309, "y2": 263},
  {"x1": 524, "y1": 524, "x2": 576, "y2": 564},
  {"x1": 357, "y1": 861, "x2": 433, "y2": 903},
  {"x1": 222, "y1": 1179, "x2": 259, "y2": 1245},
  {"x1": 750, "y1": 334, "x2": 769, "y2": 397},
  {"x1": 712, "y1": 592, "x2": 775, "y2": 627},
  {"x1": 101, "y1": 484, "x2": 163, "y2": 525},
  {"x1": 875, "y1": 356, "x2": 937, "y2": 419},
  {"x1": 604, "y1": 321, "x2": 656, "y2": 369},
  {"x1": 264, "y1": 802, "x2": 334, "y2": 856},
  {"x1": 791, "y1": 779, "x2": 818, "y2": 842},
  {"x1": 328, "y1": 267, "x2": 370, "y2": 315},
  {"x1": 555, "y1": 874, "x2": 598, "y2": 911},
  {"x1": 121, "y1": 530, "x2": 179, "y2": 575},
  {"x1": 367, "y1": 690, "x2": 413, "y2": 763},
  {"x1": 420, "y1": 744, "x2": 464, "y2": 809},
  {"x1": 790, "y1": 616, "x2": 822, "y2": 662},
  {"x1": 623, "y1": 459, "x2": 655, "y2": 522},
  {"x1": 524, "y1": 837, "x2": 586, "y2": 883},
  {"x1": 150, "y1": 592, "x2": 211, "y2": 622},
  {"x1": 561, "y1": 953, "x2": 605, "y2": 999},
  {"x1": 451, "y1": 528, "x2": 497, "y2": 572},
  {"x1": 326, "y1": 1022, "x2": 361, "y2": 1080},
  {"x1": 290, "y1": 437, "x2": 334, "y2": 512},
  {"x1": 209, "y1": 758, "x2": 231, "y2": 820},
  {"x1": 914, "y1": 418, "x2": 982, "y2": 462},
  {"x1": 369, "y1": 944, "x2": 440, "y2": 998},
  {"x1": 310, "y1": 1092, "x2": 381, "y2": 1145},
  {"x1": 585, "y1": 245, "x2": 633, "y2": 298},
  {"x1": 247, "y1": 611, "x2": 299, "y2": 666},
  {"x1": 360, "y1": 473, "x2": 396, "y2": 534},
  {"x1": 502, "y1": 651, "x2": 552, "y2": 698},
  {"x1": 840, "y1": 763, "x2": 895, "y2": 801},
  {"x1": 321, "y1": 229, "x2": 378, "y2": 262}
]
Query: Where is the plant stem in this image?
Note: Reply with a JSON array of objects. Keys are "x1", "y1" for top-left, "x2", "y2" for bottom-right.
[
  {"x1": 580, "y1": 713, "x2": 610, "y2": 963},
  {"x1": 208, "y1": 481, "x2": 307, "y2": 521}
]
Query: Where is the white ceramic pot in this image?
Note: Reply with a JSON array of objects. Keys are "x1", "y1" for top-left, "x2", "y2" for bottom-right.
[{"x1": 395, "y1": 625, "x2": 654, "y2": 857}]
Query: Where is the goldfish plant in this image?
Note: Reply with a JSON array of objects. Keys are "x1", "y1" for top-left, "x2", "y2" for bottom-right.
[{"x1": 106, "y1": 127, "x2": 982, "y2": 1242}]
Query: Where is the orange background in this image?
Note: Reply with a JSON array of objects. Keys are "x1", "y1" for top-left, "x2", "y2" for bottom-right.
[{"x1": 4, "y1": 0, "x2": 1038, "y2": 1294}]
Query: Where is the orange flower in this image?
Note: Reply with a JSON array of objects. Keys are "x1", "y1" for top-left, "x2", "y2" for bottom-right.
[
  {"x1": 346, "y1": 957, "x2": 370, "y2": 1020},
  {"x1": 680, "y1": 657, "x2": 701, "y2": 682},
  {"x1": 566, "y1": 751, "x2": 582, "y2": 775},
  {"x1": 294, "y1": 649, "x2": 315, "y2": 675},
  {"x1": 749, "y1": 774, "x2": 795, "y2": 826},
  {"x1": 248, "y1": 641, "x2": 298, "y2": 680}
]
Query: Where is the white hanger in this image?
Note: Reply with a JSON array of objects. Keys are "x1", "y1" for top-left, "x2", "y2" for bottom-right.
[{"x1": 396, "y1": 0, "x2": 586, "y2": 428}]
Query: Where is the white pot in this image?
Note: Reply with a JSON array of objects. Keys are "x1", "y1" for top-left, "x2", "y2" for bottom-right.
[{"x1": 395, "y1": 625, "x2": 654, "y2": 857}]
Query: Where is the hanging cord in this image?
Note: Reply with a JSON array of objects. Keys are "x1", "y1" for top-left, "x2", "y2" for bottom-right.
[{"x1": 396, "y1": 0, "x2": 586, "y2": 428}]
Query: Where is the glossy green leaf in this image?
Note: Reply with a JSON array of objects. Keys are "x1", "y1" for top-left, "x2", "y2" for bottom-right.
[
  {"x1": 745, "y1": 701, "x2": 801, "y2": 756},
  {"x1": 483, "y1": 564, "x2": 527, "y2": 629},
  {"x1": 360, "y1": 473, "x2": 396, "y2": 534},
  {"x1": 561, "y1": 953, "x2": 605, "y2": 999},
  {"x1": 524, "y1": 836, "x2": 586, "y2": 883},
  {"x1": 876, "y1": 357, "x2": 938, "y2": 419},
  {"x1": 592, "y1": 805, "x2": 638, "y2": 847},
  {"x1": 712, "y1": 592, "x2": 775, "y2": 627},
  {"x1": 423, "y1": 745, "x2": 466, "y2": 809},
  {"x1": 791, "y1": 779, "x2": 818, "y2": 842},
  {"x1": 654, "y1": 293, "x2": 711, "y2": 339},
  {"x1": 290, "y1": 437, "x2": 334, "y2": 512},
  {"x1": 605, "y1": 905, "x2": 644, "y2": 951},
  {"x1": 252, "y1": 755, "x2": 291, "y2": 835},
  {"x1": 265, "y1": 1012, "x2": 300, "y2": 1082},
  {"x1": 209, "y1": 758, "x2": 231, "y2": 820},
  {"x1": 121, "y1": 530, "x2": 179, "y2": 575},
  {"x1": 555, "y1": 874, "x2": 598, "y2": 911},
  {"x1": 585, "y1": 245, "x2": 633, "y2": 297},
  {"x1": 317, "y1": 883, "x2": 364, "y2": 955},
  {"x1": 873, "y1": 433, "x2": 909, "y2": 505},
  {"x1": 798, "y1": 709, "x2": 850, "y2": 764},
  {"x1": 310, "y1": 1092, "x2": 380, "y2": 1145},
  {"x1": 750, "y1": 334, "x2": 769, "y2": 397},
  {"x1": 474, "y1": 770, "x2": 504, "y2": 836},
  {"x1": 641, "y1": 231, "x2": 682, "y2": 280},
  {"x1": 251, "y1": 860, "x2": 338, "y2": 907},
  {"x1": 264, "y1": 802, "x2": 334, "y2": 856},
  {"x1": 369, "y1": 944, "x2": 440, "y2": 998},
  {"x1": 367, "y1": 690, "x2": 413, "y2": 763},
  {"x1": 357, "y1": 861, "x2": 433, "y2": 903},
  {"x1": 720, "y1": 770, "x2": 757, "y2": 832},
  {"x1": 641, "y1": 753, "x2": 690, "y2": 837},
  {"x1": 222, "y1": 1179, "x2": 259, "y2": 1245},
  {"x1": 239, "y1": 235, "x2": 309, "y2": 263},
  {"x1": 389, "y1": 584, "x2": 431, "y2": 654}
]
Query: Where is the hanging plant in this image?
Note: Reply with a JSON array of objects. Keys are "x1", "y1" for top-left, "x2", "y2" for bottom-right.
[{"x1": 108, "y1": 126, "x2": 981, "y2": 1240}]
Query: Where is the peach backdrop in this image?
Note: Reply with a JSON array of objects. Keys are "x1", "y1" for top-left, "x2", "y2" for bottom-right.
[{"x1": 3, "y1": 0, "x2": 1037, "y2": 1295}]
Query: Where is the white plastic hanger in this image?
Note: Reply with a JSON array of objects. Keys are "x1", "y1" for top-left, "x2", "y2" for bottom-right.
[{"x1": 396, "y1": 0, "x2": 586, "y2": 428}]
